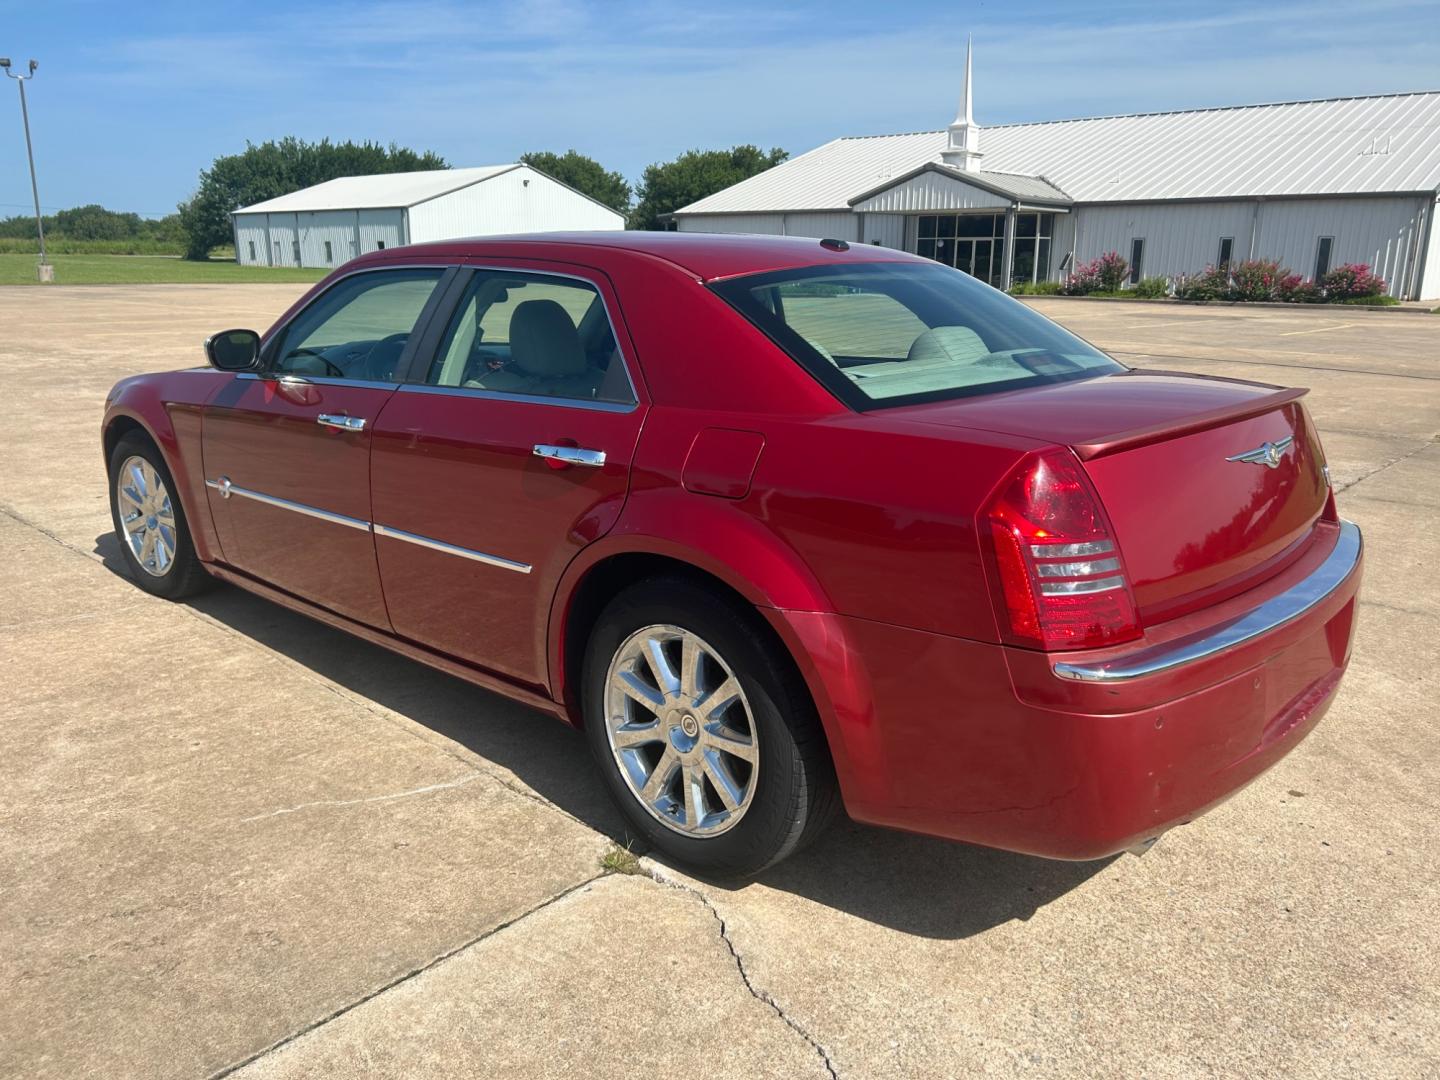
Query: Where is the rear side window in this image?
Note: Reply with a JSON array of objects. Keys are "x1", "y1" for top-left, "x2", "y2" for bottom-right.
[
  {"x1": 425, "y1": 270, "x2": 635, "y2": 405},
  {"x1": 712, "y1": 261, "x2": 1123, "y2": 410}
]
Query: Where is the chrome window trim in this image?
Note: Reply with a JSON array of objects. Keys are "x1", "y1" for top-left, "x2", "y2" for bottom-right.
[
  {"x1": 421, "y1": 262, "x2": 642, "y2": 409},
  {"x1": 373, "y1": 523, "x2": 531, "y2": 574},
  {"x1": 395, "y1": 383, "x2": 638, "y2": 414},
  {"x1": 204, "y1": 478, "x2": 370, "y2": 532},
  {"x1": 1053, "y1": 521, "x2": 1362, "y2": 683},
  {"x1": 235, "y1": 372, "x2": 401, "y2": 392}
]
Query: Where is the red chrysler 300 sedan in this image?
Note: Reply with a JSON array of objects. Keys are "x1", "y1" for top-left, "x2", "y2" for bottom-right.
[{"x1": 102, "y1": 232, "x2": 1362, "y2": 874}]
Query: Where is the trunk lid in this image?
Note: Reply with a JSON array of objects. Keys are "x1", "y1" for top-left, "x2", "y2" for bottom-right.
[{"x1": 889, "y1": 370, "x2": 1331, "y2": 622}]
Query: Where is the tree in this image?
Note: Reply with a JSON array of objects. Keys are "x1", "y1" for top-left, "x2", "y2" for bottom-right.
[
  {"x1": 53, "y1": 204, "x2": 143, "y2": 241},
  {"x1": 178, "y1": 137, "x2": 448, "y2": 260},
  {"x1": 519, "y1": 150, "x2": 630, "y2": 214},
  {"x1": 629, "y1": 145, "x2": 787, "y2": 231}
]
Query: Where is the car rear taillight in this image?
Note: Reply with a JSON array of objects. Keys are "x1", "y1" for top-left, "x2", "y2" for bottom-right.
[{"x1": 982, "y1": 448, "x2": 1141, "y2": 651}]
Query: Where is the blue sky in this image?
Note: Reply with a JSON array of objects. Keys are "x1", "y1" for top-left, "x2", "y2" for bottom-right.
[{"x1": 2, "y1": 0, "x2": 1438, "y2": 218}]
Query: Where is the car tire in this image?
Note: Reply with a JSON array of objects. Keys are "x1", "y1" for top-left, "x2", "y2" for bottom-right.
[
  {"x1": 108, "y1": 431, "x2": 213, "y2": 600},
  {"x1": 583, "y1": 576, "x2": 839, "y2": 876}
]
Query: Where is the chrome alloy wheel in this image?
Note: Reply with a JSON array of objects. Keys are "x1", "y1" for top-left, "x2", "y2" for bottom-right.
[
  {"x1": 116, "y1": 454, "x2": 177, "y2": 577},
  {"x1": 603, "y1": 624, "x2": 760, "y2": 837}
]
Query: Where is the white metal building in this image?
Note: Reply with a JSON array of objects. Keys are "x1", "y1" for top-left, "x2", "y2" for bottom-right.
[
  {"x1": 232, "y1": 164, "x2": 624, "y2": 268},
  {"x1": 672, "y1": 46, "x2": 1440, "y2": 300}
]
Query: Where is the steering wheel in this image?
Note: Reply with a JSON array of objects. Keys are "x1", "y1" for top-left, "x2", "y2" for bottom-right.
[
  {"x1": 359, "y1": 333, "x2": 410, "y2": 380},
  {"x1": 281, "y1": 347, "x2": 345, "y2": 378}
]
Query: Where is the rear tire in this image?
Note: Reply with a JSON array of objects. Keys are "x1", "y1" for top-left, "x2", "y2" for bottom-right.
[
  {"x1": 583, "y1": 576, "x2": 838, "y2": 876},
  {"x1": 108, "y1": 432, "x2": 213, "y2": 600}
]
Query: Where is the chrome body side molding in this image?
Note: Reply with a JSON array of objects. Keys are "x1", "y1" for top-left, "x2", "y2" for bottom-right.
[
  {"x1": 205, "y1": 478, "x2": 532, "y2": 574},
  {"x1": 204, "y1": 477, "x2": 370, "y2": 532},
  {"x1": 372, "y1": 523, "x2": 531, "y2": 574},
  {"x1": 1053, "y1": 521, "x2": 1362, "y2": 683}
]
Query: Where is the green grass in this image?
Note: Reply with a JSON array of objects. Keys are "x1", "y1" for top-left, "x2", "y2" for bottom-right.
[
  {"x1": 599, "y1": 843, "x2": 645, "y2": 876},
  {"x1": 1335, "y1": 294, "x2": 1401, "y2": 306},
  {"x1": 0, "y1": 253, "x2": 327, "y2": 286}
]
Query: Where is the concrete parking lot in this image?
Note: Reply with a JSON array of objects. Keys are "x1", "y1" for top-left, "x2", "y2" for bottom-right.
[{"x1": 2, "y1": 284, "x2": 1437, "y2": 1079}]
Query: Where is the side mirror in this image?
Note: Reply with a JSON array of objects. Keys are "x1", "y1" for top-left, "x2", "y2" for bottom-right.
[{"x1": 205, "y1": 329, "x2": 261, "y2": 372}]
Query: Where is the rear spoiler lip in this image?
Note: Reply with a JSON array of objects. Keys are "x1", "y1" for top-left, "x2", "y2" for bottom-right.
[{"x1": 1072, "y1": 386, "x2": 1310, "y2": 461}]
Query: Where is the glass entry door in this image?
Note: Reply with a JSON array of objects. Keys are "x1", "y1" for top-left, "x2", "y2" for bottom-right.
[{"x1": 916, "y1": 214, "x2": 1006, "y2": 287}]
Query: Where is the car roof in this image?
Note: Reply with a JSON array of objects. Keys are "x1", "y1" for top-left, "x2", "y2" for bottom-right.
[{"x1": 371, "y1": 230, "x2": 920, "y2": 282}]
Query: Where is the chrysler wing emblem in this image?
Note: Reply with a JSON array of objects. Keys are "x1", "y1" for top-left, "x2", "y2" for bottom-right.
[{"x1": 1226, "y1": 435, "x2": 1294, "y2": 469}]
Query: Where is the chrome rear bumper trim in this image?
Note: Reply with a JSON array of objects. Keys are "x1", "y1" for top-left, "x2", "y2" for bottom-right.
[{"x1": 1053, "y1": 520, "x2": 1363, "y2": 683}]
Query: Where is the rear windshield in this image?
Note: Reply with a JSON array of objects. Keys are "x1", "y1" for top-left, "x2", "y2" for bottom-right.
[{"x1": 711, "y1": 261, "x2": 1124, "y2": 410}]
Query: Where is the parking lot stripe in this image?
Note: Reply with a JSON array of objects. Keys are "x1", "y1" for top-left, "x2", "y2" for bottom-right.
[{"x1": 1278, "y1": 322, "x2": 1356, "y2": 336}]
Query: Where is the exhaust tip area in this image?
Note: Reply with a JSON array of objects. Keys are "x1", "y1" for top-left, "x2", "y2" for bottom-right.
[{"x1": 1127, "y1": 836, "x2": 1160, "y2": 856}]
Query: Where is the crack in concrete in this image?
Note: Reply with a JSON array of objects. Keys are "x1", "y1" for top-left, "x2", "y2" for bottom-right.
[
  {"x1": 207, "y1": 874, "x2": 606, "y2": 1079},
  {"x1": 1334, "y1": 437, "x2": 1438, "y2": 494},
  {"x1": 645, "y1": 867, "x2": 840, "y2": 1079},
  {"x1": 236, "y1": 771, "x2": 488, "y2": 823}
]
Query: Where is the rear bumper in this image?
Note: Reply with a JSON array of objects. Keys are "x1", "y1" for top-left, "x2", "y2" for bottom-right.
[{"x1": 772, "y1": 520, "x2": 1362, "y2": 860}]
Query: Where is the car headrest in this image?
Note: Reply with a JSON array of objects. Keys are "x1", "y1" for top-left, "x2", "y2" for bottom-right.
[
  {"x1": 510, "y1": 300, "x2": 587, "y2": 377},
  {"x1": 906, "y1": 325, "x2": 990, "y2": 365}
]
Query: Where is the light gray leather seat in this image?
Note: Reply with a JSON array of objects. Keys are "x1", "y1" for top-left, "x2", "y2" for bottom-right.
[
  {"x1": 474, "y1": 299, "x2": 604, "y2": 399},
  {"x1": 906, "y1": 325, "x2": 990, "y2": 365}
]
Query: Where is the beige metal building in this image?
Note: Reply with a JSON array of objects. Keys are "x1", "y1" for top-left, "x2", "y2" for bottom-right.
[{"x1": 673, "y1": 45, "x2": 1440, "y2": 300}]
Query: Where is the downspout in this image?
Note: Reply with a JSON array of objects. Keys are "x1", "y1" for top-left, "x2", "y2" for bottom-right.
[
  {"x1": 1402, "y1": 196, "x2": 1430, "y2": 300},
  {"x1": 1247, "y1": 197, "x2": 1265, "y2": 261}
]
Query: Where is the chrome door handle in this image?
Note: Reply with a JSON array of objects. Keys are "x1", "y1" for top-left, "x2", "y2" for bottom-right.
[
  {"x1": 317, "y1": 413, "x2": 366, "y2": 432},
  {"x1": 533, "y1": 444, "x2": 606, "y2": 468}
]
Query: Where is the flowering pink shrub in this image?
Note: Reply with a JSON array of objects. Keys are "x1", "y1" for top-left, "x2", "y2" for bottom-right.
[
  {"x1": 1096, "y1": 251, "x2": 1129, "y2": 292},
  {"x1": 1063, "y1": 252, "x2": 1129, "y2": 295},
  {"x1": 1274, "y1": 274, "x2": 1322, "y2": 303},
  {"x1": 1062, "y1": 258, "x2": 1102, "y2": 295},
  {"x1": 1229, "y1": 259, "x2": 1283, "y2": 301},
  {"x1": 1321, "y1": 263, "x2": 1387, "y2": 299}
]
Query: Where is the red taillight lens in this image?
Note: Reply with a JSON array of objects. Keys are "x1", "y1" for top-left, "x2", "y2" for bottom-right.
[{"x1": 982, "y1": 449, "x2": 1141, "y2": 650}]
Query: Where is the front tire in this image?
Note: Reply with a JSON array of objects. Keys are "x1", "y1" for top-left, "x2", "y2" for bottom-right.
[
  {"x1": 583, "y1": 576, "x2": 838, "y2": 876},
  {"x1": 108, "y1": 432, "x2": 212, "y2": 599}
]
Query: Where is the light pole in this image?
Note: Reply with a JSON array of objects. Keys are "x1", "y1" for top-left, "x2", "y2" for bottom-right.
[{"x1": 0, "y1": 57, "x2": 52, "y2": 282}]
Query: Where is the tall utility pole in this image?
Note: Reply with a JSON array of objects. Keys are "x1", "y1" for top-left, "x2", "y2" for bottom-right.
[{"x1": 0, "y1": 58, "x2": 52, "y2": 282}]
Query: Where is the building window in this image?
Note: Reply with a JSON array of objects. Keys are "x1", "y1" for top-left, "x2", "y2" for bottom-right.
[
  {"x1": 1129, "y1": 238, "x2": 1145, "y2": 284},
  {"x1": 248, "y1": 241, "x2": 257, "y2": 262},
  {"x1": 377, "y1": 240, "x2": 386, "y2": 250},
  {"x1": 915, "y1": 213, "x2": 1006, "y2": 288},
  {"x1": 1011, "y1": 213, "x2": 1055, "y2": 285},
  {"x1": 1217, "y1": 237, "x2": 1234, "y2": 270},
  {"x1": 1314, "y1": 236, "x2": 1334, "y2": 279},
  {"x1": 324, "y1": 240, "x2": 334, "y2": 263}
]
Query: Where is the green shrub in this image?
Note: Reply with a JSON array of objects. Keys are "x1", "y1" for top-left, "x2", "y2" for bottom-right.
[
  {"x1": 0, "y1": 236, "x2": 186, "y2": 256},
  {"x1": 1173, "y1": 265, "x2": 1229, "y2": 301},
  {"x1": 1009, "y1": 280, "x2": 1062, "y2": 295},
  {"x1": 1337, "y1": 294, "x2": 1400, "y2": 306},
  {"x1": 1131, "y1": 276, "x2": 1169, "y2": 299}
]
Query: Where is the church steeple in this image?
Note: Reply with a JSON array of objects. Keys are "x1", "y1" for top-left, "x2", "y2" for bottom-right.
[{"x1": 941, "y1": 36, "x2": 983, "y2": 172}]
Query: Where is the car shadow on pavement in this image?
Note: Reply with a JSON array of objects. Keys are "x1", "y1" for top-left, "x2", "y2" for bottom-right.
[{"x1": 96, "y1": 533, "x2": 1116, "y2": 939}]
